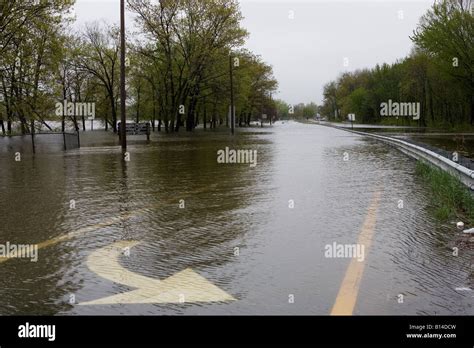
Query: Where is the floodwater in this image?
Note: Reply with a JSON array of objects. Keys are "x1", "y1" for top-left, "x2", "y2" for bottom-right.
[
  {"x1": 397, "y1": 134, "x2": 474, "y2": 161},
  {"x1": 0, "y1": 121, "x2": 472, "y2": 315},
  {"x1": 320, "y1": 121, "x2": 474, "y2": 160}
]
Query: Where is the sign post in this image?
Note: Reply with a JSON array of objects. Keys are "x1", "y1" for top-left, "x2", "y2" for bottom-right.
[{"x1": 348, "y1": 113, "x2": 355, "y2": 129}]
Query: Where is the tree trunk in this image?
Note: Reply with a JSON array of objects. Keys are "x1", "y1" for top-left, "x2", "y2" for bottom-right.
[
  {"x1": 203, "y1": 106, "x2": 207, "y2": 129},
  {"x1": 175, "y1": 112, "x2": 180, "y2": 132},
  {"x1": 152, "y1": 100, "x2": 156, "y2": 131},
  {"x1": 470, "y1": 95, "x2": 474, "y2": 125},
  {"x1": 136, "y1": 84, "x2": 141, "y2": 124},
  {"x1": 111, "y1": 108, "x2": 117, "y2": 133},
  {"x1": 186, "y1": 103, "x2": 194, "y2": 131}
]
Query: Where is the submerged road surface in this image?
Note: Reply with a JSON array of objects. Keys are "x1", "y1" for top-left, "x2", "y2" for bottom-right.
[{"x1": 0, "y1": 121, "x2": 472, "y2": 315}]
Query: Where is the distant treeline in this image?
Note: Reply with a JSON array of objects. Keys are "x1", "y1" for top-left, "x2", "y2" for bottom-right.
[
  {"x1": 319, "y1": 0, "x2": 473, "y2": 128},
  {"x1": 274, "y1": 101, "x2": 318, "y2": 120},
  {"x1": 0, "y1": 0, "x2": 278, "y2": 135}
]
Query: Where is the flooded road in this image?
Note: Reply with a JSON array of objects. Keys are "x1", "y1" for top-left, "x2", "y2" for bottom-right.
[{"x1": 0, "y1": 122, "x2": 472, "y2": 315}]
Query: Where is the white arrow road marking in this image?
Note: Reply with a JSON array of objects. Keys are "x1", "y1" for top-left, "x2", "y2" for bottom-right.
[
  {"x1": 454, "y1": 287, "x2": 472, "y2": 292},
  {"x1": 80, "y1": 240, "x2": 236, "y2": 305}
]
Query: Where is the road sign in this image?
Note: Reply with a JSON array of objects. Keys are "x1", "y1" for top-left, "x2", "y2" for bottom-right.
[
  {"x1": 80, "y1": 241, "x2": 236, "y2": 305},
  {"x1": 348, "y1": 114, "x2": 355, "y2": 121}
]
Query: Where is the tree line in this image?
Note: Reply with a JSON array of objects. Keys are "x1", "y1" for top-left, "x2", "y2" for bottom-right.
[
  {"x1": 0, "y1": 0, "x2": 278, "y2": 135},
  {"x1": 274, "y1": 100, "x2": 318, "y2": 120},
  {"x1": 319, "y1": 0, "x2": 473, "y2": 128}
]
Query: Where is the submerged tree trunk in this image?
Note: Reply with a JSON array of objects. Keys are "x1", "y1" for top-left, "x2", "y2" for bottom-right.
[
  {"x1": 203, "y1": 106, "x2": 207, "y2": 129},
  {"x1": 470, "y1": 95, "x2": 474, "y2": 125},
  {"x1": 111, "y1": 105, "x2": 117, "y2": 133},
  {"x1": 186, "y1": 105, "x2": 194, "y2": 131},
  {"x1": 152, "y1": 102, "x2": 156, "y2": 132},
  {"x1": 175, "y1": 113, "x2": 180, "y2": 132},
  {"x1": 71, "y1": 116, "x2": 79, "y2": 132}
]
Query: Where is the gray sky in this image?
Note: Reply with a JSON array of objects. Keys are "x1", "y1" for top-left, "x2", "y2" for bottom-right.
[{"x1": 73, "y1": 0, "x2": 434, "y2": 105}]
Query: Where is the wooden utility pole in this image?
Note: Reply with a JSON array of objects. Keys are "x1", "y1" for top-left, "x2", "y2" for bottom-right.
[
  {"x1": 120, "y1": 0, "x2": 127, "y2": 149},
  {"x1": 30, "y1": 120, "x2": 35, "y2": 154},
  {"x1": 270, "y1": 92, "x2": 273, "y2": 125},
  {"x1": 229, "y1": 54, "x2": 235, "y2": 135}
]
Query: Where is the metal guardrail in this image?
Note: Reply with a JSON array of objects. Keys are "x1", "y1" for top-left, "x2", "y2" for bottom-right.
[
  {"x1": 347, "y1": 129, "x2": 474, "y2": 191},
  {"x1": 395, "y1": 136, "x2": 474, "y2": 170}
]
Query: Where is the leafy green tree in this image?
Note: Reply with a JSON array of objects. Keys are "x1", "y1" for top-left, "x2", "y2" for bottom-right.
[{"x1": 411, "y1": 0, "x2": 474, "y2": 124}]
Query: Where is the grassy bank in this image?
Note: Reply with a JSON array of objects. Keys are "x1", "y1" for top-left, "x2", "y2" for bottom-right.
[{"x1": 416, "y1": 161, "x2": 474, "y2": 225}]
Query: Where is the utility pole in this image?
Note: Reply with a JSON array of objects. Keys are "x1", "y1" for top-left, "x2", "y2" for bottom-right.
[
  {"x1": 229, "y1": 54, "x2": 235, "y2": 135},
  {"x1": 120, "y1": 0, "x2": 127, "y2": 150},
  {"x1": 270, "y1": 92, "x2": 272, "y2": 125},
  {"x1": 30, "y1": 120, "x2": 35, "y2": 154}
]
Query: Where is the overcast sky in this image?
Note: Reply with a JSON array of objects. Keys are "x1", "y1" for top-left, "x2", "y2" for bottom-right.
[{"x1": 73, "y1": 0, "x2": 434, "y2": 105}]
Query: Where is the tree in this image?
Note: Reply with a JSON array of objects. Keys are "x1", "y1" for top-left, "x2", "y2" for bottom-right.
[
  {"x1": 412, "y1": 0, "x2": 474, "y2": 124},
  {"x1": 0, "y1": 0, "x2": 73, "y2": 135},
  {"x1": 76, "y1": 22, "x2": 120, "y2": 132}
]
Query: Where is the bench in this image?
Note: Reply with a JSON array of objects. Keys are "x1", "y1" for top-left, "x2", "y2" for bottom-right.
[{"x1": 118, "y1": 122, "x2": 150, "y2": 141}]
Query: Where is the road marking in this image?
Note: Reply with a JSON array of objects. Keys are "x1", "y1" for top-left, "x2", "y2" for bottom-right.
[
  {"x1": 330, "y1": 190, "x2": 381, "y2": 315},
  {"x1": 454, "y1": 287, "x2": 472, "y2": 291},
  {"x1": 0, "y1": 214, "x2": 136, "y2": 264},
  {"x1": 0, "y1": 183, "x2": 218, "y2": 264},
  {"x1": 80, "y1": 240, "x2": 236, "y2": 305}
]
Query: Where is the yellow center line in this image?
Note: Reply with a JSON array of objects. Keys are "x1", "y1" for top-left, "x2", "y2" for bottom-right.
[
  {"x1": 330, "y1": 190, "x2": 381, "y2": 315},
  {"x1": 0, "y1": 183, "x2": 218, "y2": 264}
]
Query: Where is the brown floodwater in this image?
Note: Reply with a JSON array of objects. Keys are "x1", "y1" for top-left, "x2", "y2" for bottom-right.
[{"x1": 0, "y1": 121, "x2": 472, "y2": 315}]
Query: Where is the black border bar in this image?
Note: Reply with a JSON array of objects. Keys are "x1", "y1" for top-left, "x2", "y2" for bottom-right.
[{"x1": 0, "y1": 315, "x2": 473, "y2": 346}]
